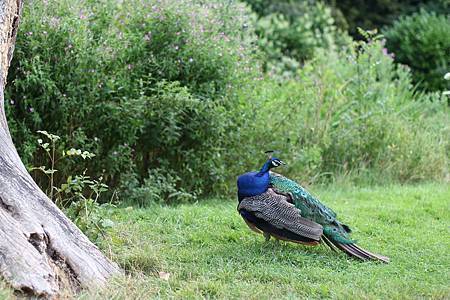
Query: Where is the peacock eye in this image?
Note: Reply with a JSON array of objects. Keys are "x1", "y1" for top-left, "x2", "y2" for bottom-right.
[{"x1": 271, "y1": 160, "x2": 280, "y2": 167}]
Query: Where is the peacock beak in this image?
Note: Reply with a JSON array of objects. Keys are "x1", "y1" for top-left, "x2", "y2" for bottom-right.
[{"x1": 280, "y1": 160, "x2": 286, "y2": 165}]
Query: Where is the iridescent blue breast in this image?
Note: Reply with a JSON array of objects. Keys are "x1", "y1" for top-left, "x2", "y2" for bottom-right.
[{"x1": 237, "y1": 171, "x2": 270, "y2": 201}]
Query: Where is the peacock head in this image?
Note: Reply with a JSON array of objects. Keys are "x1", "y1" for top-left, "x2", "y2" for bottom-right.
[
  {"x1": 268, "y1": 157, "x2": 285, "y2": 168},
  {"x1": 259, "y1": 150, "x2": 285, "y2": 174}
]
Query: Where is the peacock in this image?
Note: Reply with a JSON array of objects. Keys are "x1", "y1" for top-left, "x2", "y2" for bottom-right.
[{"x1": 237, "y1": 151, "x2": 389, "y2": 263}]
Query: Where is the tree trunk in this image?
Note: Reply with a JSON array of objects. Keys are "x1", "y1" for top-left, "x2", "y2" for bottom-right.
[{"x1": 0, "y1": 0, "x2": 121, "y2": 298}]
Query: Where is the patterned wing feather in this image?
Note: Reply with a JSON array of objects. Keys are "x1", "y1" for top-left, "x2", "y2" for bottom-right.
[
  {"x1": 269, "y1": 172, "x2": 353, "y2": 244},
  {"x1": 267, "y1": 172, "x2": 390, "y2": 262},
  {"x1": 238, "y1": 188, "x2": 323, "y2": 241}
]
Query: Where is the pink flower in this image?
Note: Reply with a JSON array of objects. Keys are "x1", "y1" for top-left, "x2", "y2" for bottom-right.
[{"x1": 382, "y1": 48, "x2": 395, "y2": 59}]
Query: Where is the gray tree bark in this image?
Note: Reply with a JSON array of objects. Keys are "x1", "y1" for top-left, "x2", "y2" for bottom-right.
[{"x1": 0, "y1": 0, "x2": 121, "y2": 298}]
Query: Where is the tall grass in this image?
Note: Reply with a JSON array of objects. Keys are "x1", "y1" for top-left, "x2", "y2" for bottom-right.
[{"x1": 237, "y1": 36, "x2": 449, "y2": 185}]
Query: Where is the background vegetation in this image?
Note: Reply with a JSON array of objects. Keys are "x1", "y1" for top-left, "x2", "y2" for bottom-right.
[
  {"x1": 325, "y1": 0, "x2": 449, "y2": 37},
  {"x1": 4, "y1": 0, "x2": 449, "y2": 208},
  {"x1": 384, "y1": 10, "x2": 450, "y2": 91}
]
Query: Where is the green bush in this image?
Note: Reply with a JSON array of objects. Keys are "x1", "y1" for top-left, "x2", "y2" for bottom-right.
[
  {"x1": 325, "y1": 0, "x2": 449, "y2": 37},
  {"x1": 244, "y1": 0, "x2": 350, "y2": 78},
  {"x1": 5, "y1": 0, "x2": 258, "y2": 202},
  {"x1": 240, "y1": 35, "x2": 449, "y2": 184},
  {"x1": 28, "y1": 130, "x2": 114, "y2": 243},
  {"x1": 122, "y1": 168, "x2": 196, "y2": 206},
  {"x1": 384, "y1": 10, "x2": 450, "y2": 91},
  {"x1": 4, "y1": 1, "x2": 448, "y2": 206}
]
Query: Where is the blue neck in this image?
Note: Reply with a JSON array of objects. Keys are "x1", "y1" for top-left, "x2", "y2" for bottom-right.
[
  {"x1": 257, "y1": 161, "x2": 271, "y2": 176},
  {"x1": 237, "y1": 160, "x2": 272, "y2": 198}
]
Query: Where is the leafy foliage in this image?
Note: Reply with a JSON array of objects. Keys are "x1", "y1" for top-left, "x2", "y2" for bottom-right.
[
  {"x1": 4, "y1": 0, "x2": 449, "y2": 206},
  {"x1": 65, "y1": 200, "x2": 115, "y2": 243},
  {"x1": 121, "y1": 167, "x2": 196, "y2": 206},
  {"x1": 326, "y1": 0, "x2": 449, "y2": 37},
  {"x1": 384, "y1": 10, "x2": 450, "y2": 91},
  {"x1": 241, "y1": 34, "x2": 449, "y2": 184},
  {"x1": 30, "y1": 131, "x2": 114, "y2": 243},
  {"x1": 5, "y1": 0, "x2": 258, "y2": 201},
  {"x1": 246, "y1": 0, "x2": 350, "y2": 78}
]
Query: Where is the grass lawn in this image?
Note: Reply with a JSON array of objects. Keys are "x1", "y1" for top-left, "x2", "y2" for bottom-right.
[
  {"x1": 87, "y1": 182, "x2": 450, "y2": 299},
  {"x1": 2, "y1": 183, "x2": 449, "y2": 299}
]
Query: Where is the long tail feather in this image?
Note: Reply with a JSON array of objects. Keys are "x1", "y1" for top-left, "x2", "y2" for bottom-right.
[
  {"x1": 338, "y1": 243, "x2": 368, "y2": 261},
  {"x1": 347, "y1": 244, "x2": 373, "y2": 260},
  {"x1": 352, "y1": 244, "x2": 390, "y2": 263},
  {"x1": 321, "y1": 235, "x2": 339, "y2": 252},
  {"x1": 323, "y1": 239, "x2": 389, "y2": 263}
]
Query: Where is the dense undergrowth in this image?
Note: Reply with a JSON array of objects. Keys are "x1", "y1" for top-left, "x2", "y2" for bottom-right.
[
  {"x1": 6, "y1": 0, "x2": 258, "y2": 202},
  {"x1": 4, "y1": 0, "x2": 450, "y2": 206},
  {"x1": 384, "y1": 10, "x2": 450, "y2": 91},
  {"x1": 245, "y1": 35, "x2": 449, "y2": 184}
]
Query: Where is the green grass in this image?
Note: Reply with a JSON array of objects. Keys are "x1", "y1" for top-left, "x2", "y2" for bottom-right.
[
  {"x1": 1, "y1": 183, "x2": 449, "y2": 299},
  {"x1": 85, "y1": 183, "x2": 450, "y2": 299}
]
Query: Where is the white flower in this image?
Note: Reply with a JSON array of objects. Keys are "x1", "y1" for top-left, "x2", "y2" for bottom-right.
[{"x1": 444, "y1": 72, "x2": 450, "y2": 80}]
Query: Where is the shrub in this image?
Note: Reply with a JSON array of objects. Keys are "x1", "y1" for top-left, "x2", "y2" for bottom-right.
[
  {"x1": 240, "y1": 34, "x2": 449, "y2": 184},
  {"x1": 29, "y1": 130, "x2": 114, "y2": 243},
  {"x1": 122, "y1": 168, "x2": 196, "y2": 207},
  {"x1": 325, "y1": 0, "x2": 449, "y2": 37},
  {"x1": 384, "y1": 10, "x2": 450, "y2": 91},
  {"x1": 5, "y1": 0, "x2": 258, "y2": 202},
  {"x1": 4, "y1": 1, "x2": 448, "y2": 205},
  {"x1": 244, "y1": 0, "x2": 351, "y2": 78}
]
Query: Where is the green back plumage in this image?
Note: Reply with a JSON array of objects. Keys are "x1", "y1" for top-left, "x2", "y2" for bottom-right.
[{"x1": 269, "y1": 172, "x2": 353, "y2": 244}]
